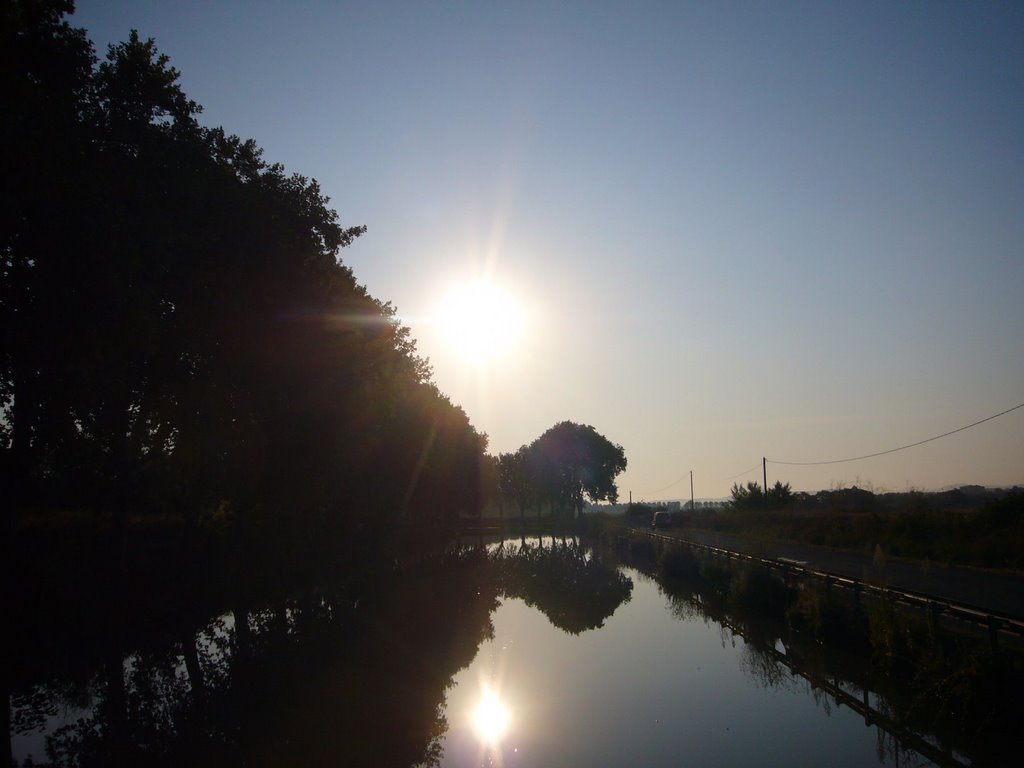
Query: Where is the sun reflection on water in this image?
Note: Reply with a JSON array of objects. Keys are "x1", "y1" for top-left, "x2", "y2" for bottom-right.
[{"x1": 472, "y1": 687, "x2": 511, "y2": 745}]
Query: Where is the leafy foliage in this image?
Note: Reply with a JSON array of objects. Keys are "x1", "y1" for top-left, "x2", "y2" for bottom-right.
[
  {"x1": 2, "y1": 1, "x2": 484, "y2": 556},
  {"x1": 495, "y1": 422, "x2": 627, "y2": 519},
  {"x1": 531, "y1": 421, "x2": 627, "y2": 516},
  {"x1": 730, "y1": 480, "x2": 792, "y2": 510}
]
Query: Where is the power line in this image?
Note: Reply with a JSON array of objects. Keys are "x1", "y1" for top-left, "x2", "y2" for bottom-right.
[
  {"x1": 766, "y1": 400, "x2": 1024, "y2": 467},
  {"x1": 724, "y1": 463, "x2": 761, "y2": 481},
  {"x1": 642, "y1": 471, "x2": 691, "y2": 497}
]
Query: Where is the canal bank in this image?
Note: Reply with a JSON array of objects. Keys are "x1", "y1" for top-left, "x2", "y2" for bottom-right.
[{"x1": 623, "y1": 523, "x2": 1024, "y2": 621}]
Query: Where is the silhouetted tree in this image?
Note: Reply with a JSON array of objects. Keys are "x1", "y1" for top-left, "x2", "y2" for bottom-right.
[
  {"x1": 530, "y1": 421, "x2": 627, "y2": 518},
  {"x1": 496, "y1": 446, "x2": 538, "y2": 523},
  {"x1": 2, "y1": 1, "x2": 486, "y2": 562},
  {"x1": 730, "y1": 481, "x2": 792, "y2": 510},
  {"x1": 1, "y1": 0, "x2": 97, "y2": 531},
  {"x1": 478, "y1": 453, "x2": 501, "y2": 517},
  {"x1": 730, "y1": 481, "x2": 765, "y2": 509},
  {"x1": 766, "y1": 480, "x2": 793, "y2": 508}
]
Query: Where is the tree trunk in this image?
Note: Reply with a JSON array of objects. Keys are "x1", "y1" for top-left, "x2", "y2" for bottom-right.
[
  {"x1": 233, "y1": 606, "x2": 251, "y2": 662},
  {"x1": 182, "y1": 630, "x2": 205, "y2": 701},
  {"x1": 105, "y1": 396, "x2": 133, "y2": 573},
  {"x1": 3, "y1": 653, "x2": 11, "y2": 768},
  {"x1": 8, "y1": 367, "x2": 35, "y2": 534},
  {"x1": 103, "y1": 626, "x2": 129, "y2": 766}
]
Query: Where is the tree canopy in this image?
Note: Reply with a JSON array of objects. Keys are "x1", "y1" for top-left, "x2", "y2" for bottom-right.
[
  {"x1": 729, "y1": 480, "x2": 793, "y2": 510},
  {"x1": 2, "y1": 1, "x2": 485, "y2": 559},
  {"x1": 496, "y1": 421, "x2": 627, "y2": 519}
]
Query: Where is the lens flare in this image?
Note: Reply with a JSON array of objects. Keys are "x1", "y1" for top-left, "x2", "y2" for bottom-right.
[{"x1": 472, "y1": 689, "x2": 510, "y2": 744}]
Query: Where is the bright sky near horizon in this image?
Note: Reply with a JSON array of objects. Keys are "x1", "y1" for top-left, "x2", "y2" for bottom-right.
[{"x1": 73, "y1": 1, "x2": 1024, "y2": 499}]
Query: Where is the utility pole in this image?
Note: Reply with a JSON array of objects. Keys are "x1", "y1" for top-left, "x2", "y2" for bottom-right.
[
  {"x1": 763, "y1": 457, "x2": 767, "y2": 493},
  {"x1": 690, "y1": 470, "x2": 694, "y2": 511}
]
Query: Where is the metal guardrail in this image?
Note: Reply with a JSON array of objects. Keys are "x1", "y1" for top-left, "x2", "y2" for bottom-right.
[{"x1": 620, "y1": 527, "x2": 1024, "y2": 642}]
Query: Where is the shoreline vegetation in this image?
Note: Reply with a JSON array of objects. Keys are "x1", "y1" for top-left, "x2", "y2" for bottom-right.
[
  {"x1": 619, "y1": 485, "x2": 1024, "y2": 573},
  {"x1": 13, "y1": 483, "x2": 1024, "y2": 576}
]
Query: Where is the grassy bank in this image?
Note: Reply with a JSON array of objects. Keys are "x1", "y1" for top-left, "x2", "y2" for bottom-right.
[{"x1": 621, "y1": 490, "x2": 1024, "y2": 571}]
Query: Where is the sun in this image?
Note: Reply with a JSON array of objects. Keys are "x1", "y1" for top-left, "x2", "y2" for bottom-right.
[
  {"x1": 437, "y1": 279, "x2": 525, "y2": 364},
  {"x1": 472, "y1": 689, "x2": 511, "y2": 744}
]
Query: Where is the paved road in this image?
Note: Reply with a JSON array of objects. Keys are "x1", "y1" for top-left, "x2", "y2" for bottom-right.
[{"x1": 647, "y1": 526, "x2": 1024, "y2": 620}]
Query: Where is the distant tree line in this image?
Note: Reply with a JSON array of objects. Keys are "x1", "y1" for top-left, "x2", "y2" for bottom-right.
[
  {"x1": 2, "y1": 1, "x2": 484, "y2": 563},
  {"x1": 729, "y1": 481, "x2": 1019, "y2": 516}
]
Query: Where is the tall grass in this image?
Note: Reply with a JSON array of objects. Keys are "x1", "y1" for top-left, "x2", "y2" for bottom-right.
[{"x1": 687, "y1": 490, "x2": 1024, "y2": 570}]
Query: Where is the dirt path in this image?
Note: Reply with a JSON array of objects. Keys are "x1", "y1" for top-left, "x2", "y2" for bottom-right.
[{"x1": 653, "y1": 527, "x2": 1024, "y2": 620}]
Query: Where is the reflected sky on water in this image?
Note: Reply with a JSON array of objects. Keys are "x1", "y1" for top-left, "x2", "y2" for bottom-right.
[
  {"x1": 439, "y1": 568, "x2": 931, "y2": 768},
  {"x1": 12, "y1": 537, "x2": 976, "y2": 767}
]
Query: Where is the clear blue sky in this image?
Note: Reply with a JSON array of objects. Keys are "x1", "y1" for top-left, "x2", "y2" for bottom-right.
[{"x1": 73, "y1": 1, "x2": 1024, "y2": 498}]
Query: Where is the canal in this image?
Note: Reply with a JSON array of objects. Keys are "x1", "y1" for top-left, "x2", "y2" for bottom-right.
[
  {"x1": 9, "y1": 535, "x2": 1018, "y2": 766},
  {"x1": 441, "y1": 542, "x2": 943, "y2": 767}
]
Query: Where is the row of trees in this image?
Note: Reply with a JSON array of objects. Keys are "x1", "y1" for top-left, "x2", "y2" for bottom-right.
[
  {"x1": 494, "y1": 421, "x2": 627, "y2": 521},
  {"x1": 2, "y1": 1, "x2": 483, "y2": 557}
]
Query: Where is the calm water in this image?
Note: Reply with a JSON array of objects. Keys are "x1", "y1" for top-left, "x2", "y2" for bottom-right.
[
  {"x1": 12, "y1": 536, "x2": 992, "y2": 766},
  {"x1": 438, "y1": 566, "x2": 926, "y2": 768}
]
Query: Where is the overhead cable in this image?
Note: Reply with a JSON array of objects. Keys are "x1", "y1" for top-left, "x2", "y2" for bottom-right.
[
  {"x1": 724, "y1": 463, "x2": 761, "y2": 481},
  {"x1": 766, "y1": 400, "x2": 1024, "y2": 467},
  {"x1": 642, "y1": 471, "x2": 691, "y2": 497}
]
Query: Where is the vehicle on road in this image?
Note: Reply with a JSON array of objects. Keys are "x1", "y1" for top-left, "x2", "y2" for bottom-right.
[{"x1": 652, "y1": 510, "x2": 682, "y2": 529}]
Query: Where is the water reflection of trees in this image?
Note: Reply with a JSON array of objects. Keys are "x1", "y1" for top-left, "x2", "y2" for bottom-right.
[
  {"x1": 615, "y1": 539, "x2": 1023, "y2": 768},
  {"x1": 10, "y1": 538, "x2": 633, "y2": 766},
  {"x1": 11, "y1": 550, "x2": 500, "y2": 767},
  {"x1": 494, "y1": 538, "x2": 633, "y2": 635}
]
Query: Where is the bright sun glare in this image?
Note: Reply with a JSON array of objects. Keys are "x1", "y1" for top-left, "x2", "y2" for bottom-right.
[
  {"x1": 438, "y1": 279, "x2": 524, "y2": 364},
  {"x1": 472, "y1": 690, "x2": 510, "y2": 744}
]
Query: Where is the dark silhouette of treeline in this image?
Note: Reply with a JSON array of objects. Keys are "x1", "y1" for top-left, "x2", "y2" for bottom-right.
[
  {"x1": 2, "y1": 1, "x2": 484, "y2": 568},
  {"x1": 9, "y1": 539, "x2": 630, "y2": 766},
  {"x1": 608, "y1": 531, "x2": 1024, "y2": 767},
  {"x1": 730, "y1": 482, "x2": 1016, "y2": 515}
]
